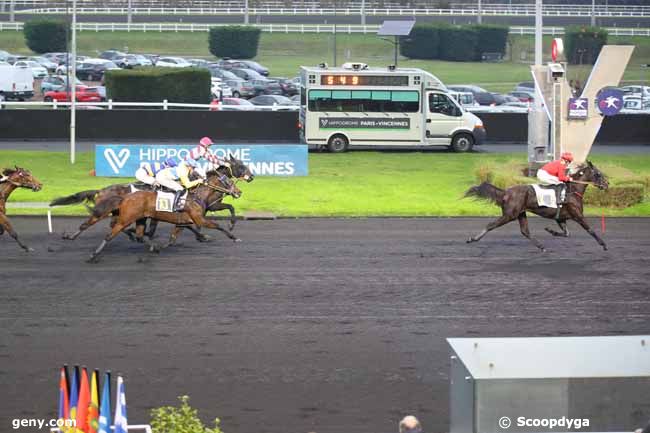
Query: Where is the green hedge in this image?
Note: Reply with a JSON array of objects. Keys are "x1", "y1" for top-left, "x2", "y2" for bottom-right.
[
  {"x1": 439, "y1": 26, "x2": 478, "y2": 62},
  {"x1": 399, "y1": 23, "x2": 442, "y2": 60},
  {"x1": 23, "y1": 19, "x2": 67, "y2": 54},
  {"x1": 473, "y1": 24, "x2": 509, "y2": 60},
  {"x1": 564, "y1": 26, "x2": 608, "y2": 65},
  {"x1": 105, "y1": 67, "x2": 211, "y2": 104},
  {"x1": 208, "y1": 26, "x2": 261, "y2": 59}
]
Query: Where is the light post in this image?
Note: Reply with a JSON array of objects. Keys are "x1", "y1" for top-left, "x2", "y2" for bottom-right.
[
  {"x1": 590, "y1": 0, "x2": 596, "y2": 26},
  {"x1": 70, "y1": 0, "x2": 77, "y2": 164},
  {"x1": 244, "y1": 0, "x2": 249, "y2": 25},
  {"x1": 477, "y1": 0, "x2": 482, "y2": 24},
  {"x1": 333, "y1": 0, "x2": 337, "y2": 67}
]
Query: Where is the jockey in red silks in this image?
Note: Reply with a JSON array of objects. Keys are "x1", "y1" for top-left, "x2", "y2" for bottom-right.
[
  {"x1": 184, "y1": 136, "x2": 229, "y2": 170},
  {"x1": 537, "y1": 152, "x2": 574, "y2": 218}
]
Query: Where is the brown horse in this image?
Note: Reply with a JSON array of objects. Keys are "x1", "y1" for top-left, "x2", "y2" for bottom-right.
[
  {"x1": 465, "y1": 161, "x2": 609, "y2": 251},
  {"x1": 0, "y1": 167, "x2": 43, "y2": 251},
  {"x1": 86, "y1": 174, "x2": 241, "y2": 263},
  {"x1": 51, "y1": 156, "x2": 253, "y2": 240}
]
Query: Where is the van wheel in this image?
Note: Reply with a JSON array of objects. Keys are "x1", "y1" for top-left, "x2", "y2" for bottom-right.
[
  {"x1": 327, "y1": 134, "x2": 349, "y2": 153},
  {"x1": 450, "y1": 133, "x2": 474, "y2": 152},
  {"x1": 232, "y1": 91, "x2": 240, "y2": 98}
]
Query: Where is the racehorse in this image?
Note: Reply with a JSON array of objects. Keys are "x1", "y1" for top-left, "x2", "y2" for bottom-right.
[
  {"x1": 0, "y1": 167, "x2": 43, "y2": 251},
  {"x1": 86, "y1": 172, "x2": 241, "y2": 263},
  {"x1": 465, "y1": 161, "x2": 609, "y2": 251},
  {"x1": 50, "y1": 156, "x2": 253, "y2": 240}
]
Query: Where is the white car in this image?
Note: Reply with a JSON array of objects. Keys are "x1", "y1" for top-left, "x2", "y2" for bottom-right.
[
  {"x1": 156, "y1": 57, "x2": 192, "y2": 68},
  {"x1": 621, "y1": 85, "x2": 650, "y2": 99},
  {"x1": 13, "y1": 60, "x2": 48, "y2": 79},
  {"x1": 623, "y1": 96, "x2": 650, "y2": 111},
  {"x1": 28, "y1": 56, "x2": 58, "y2": 72},
  {"x1": 211, "y1": 78, "x2": 233, "y2": 99}
]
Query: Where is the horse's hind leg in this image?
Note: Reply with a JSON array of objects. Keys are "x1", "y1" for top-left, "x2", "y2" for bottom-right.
[
  {"x1": 64, "y1": 212, "x2": 110, "y2": 241},
  {"x1": 518, "y1": 213, "x2": 545, "y2": 251},
  {"x1": 0, "y1": 214, "x2": 33, "y2": 252},
  {"x1": 87, "y1": 221, "x2": 131, "y2": 263},
  {"x1": 467, "y1": 214, "x2": 515, "y2": 243},
  {"x1": 545, "y1": 220, "x2": 570, "y2": 237}
]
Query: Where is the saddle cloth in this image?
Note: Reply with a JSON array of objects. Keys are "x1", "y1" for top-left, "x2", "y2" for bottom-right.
[
  {"x1": 532, "y1": 184, "x2": 563, "y2": 208},
  {"x1": 155, "y1": 191, "x2": 187, "y2": 212}
]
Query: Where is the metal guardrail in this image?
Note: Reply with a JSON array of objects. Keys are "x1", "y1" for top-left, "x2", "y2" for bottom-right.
[
  {"x1": 12, "y1": 5, "x2": 650, "y2": 17},
  {"x1": 1, "y1": 21, "x2": 649, "y2": 36},
  {"x1": 0, "y1": 99, "x2": 299, "y2": 111}
]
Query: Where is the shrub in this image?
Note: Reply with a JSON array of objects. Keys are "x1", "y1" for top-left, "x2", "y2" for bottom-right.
[
  {"x1": 585, "y1": 184, "x2": 645, "y2": 208},
  {"x1": 105, "y1": 67, "x2": 211, "y2": 104},
  {"x1": 208, "y1": 26, "x2": 261, "y2": 59},
  {"x1": 23, "y1": 19, "x2": 67, "y2": 54},
  {"x1": 400, "y1": 23, "x2": 442, "y2": 60},
  {"x1": 564, "y1": 26, "x2": 608, "y2": 65},
  {"x1": 438, "y1": 26, "x2": 478, "y2": 62},
  {"x1": 151, "y1": 395, "x2": 223, "y2": 433},
  {"x1": 472, "y1": 24, "x2": 509, "y2": 60}
]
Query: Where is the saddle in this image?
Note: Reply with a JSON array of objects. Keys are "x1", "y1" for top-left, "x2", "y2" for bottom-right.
[
  {"x1": 531, "y1": 184, "x2": 566, "y2": 209},
  {"x1": 155, "y1": 190, "x2": 188, "y2": 213}
]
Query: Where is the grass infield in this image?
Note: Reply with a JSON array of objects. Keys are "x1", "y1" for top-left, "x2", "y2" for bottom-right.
[{"x1": 2, "y1": 150, "x2": 649, "y2": 217}]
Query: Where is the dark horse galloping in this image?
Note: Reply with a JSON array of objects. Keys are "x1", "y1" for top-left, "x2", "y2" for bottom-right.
[
  {"x1": 465, "y1": 161, "x2": 609, "y2": 251},
  {"x1": 0, "y1": 167, "x2": 43, "y2": 251}
]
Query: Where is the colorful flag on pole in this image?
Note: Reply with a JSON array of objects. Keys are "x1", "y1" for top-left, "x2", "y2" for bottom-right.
[
  {"x1": 69, "y1": 366, "x2": 80, "y2": 430},
  {"x1": 98, "y1": 372, "x2": 112, "y2": 433},
  {"x1": 113, "y1": 376, "x2": 128, "y2": 433},
  {"x1": 88, "y1": 370, "x2": 100, "y2": 433},
  {"x1": 76, "y1": 367, "x2": 90, "y2": 433},
  {"x1": 58, "y1": 366, "x2": 70, "y2": 424}
]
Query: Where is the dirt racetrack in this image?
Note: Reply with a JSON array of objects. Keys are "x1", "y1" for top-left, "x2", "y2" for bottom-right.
[{"x1": 1, "y1": 217, "x2": 649, "y2": 433}]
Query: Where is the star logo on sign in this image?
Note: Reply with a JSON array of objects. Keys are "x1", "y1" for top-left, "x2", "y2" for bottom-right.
[
  {"x1": 572, "y1": 99, "x2": 586, "y2": 109},
  {"x1": 604, "y1": 96, "x2": 619, "y2": 108}
]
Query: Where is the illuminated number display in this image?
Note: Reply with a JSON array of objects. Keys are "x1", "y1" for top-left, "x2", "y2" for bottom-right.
[{"x1": 320, "y1": 75, "x2": 409, "y2": 86}]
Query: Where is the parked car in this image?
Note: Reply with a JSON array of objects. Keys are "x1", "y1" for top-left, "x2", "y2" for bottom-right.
[
  {"x1": 140, "y1": 54, "x2": 159, "y2": 65},
  {"x1": 290, "y1": 94, "x2": 300, "y2": 104},
  {"x1": 447, "y1": 85, "x2": 502, "y2": 106},
  {"x1": 250, "y1": 79, "x2": 283, "y2": 96},
  {"x1": 217, "y1": 59, "x2": 269, "y2": 76},
  {"x1": 0, "y1": 50, "x2": 10, "y2": 62},
  {"x1": 133, "y1": 54, "x2": 153, "y2": 67},
  {"x1": 76, "y1": 59, "x2": 120, "y2": 81},
  {"x1": 508, "y1": 90, "x2": 535, "y2": 103},
  {"x1": 0, "y1": 63, "x2": 34, "y2": 101},
  {"x1": 270, "y1": 77, "x2": 298, "y2": 96},
  {"x1": 224, "y1": 79, "x2": 256, "y2": 99},
  {"x1": 156, "y1": 57, "x2": 192, "y2": 68},
  {"x1": 28, "y1": 56, "x2": 58, "y2": 72},
  {"x1": 40, "y1": 75, "x2": 84, "y2": 93},
  {"x1": 291, "y1": 76, "x2": 301, "y2": 86},
  {"x1": 209, "y1": 67, "x2": 241, "y2": 81},
  {"x1": 229, "y1": 67, "x2": 269, "y2": 82},
  {"x1": 112, "y1": 54, "x2": 147, "y2": 69},
  {"x1": 514, "y1": 81, "x2": 535, "y2": 92},
  {"x1": 43, "y1": 85, "x2": 102, "y2": 102},
  {"x1": 55, "y1": 56, "x2": 90, "y2": 75},
  {"x1": 218, "y1": 97, "x2": 256, "y2": 111},
  {"x1": 248, "y1": 94, "x2": 297, "y2": 110},
  {"x1": 211, "y1": 78, "x2": 233, "y2": 99},
  {"x1": 621, "y1": 85, "x2": 650, "y2": 99},
  {"x1": 449, "y1": 91, "x2": 479, "y2": 108},
  {"x1": 188, "y1": 58, "x2": 211, "y2": 69},
  {"x1": 99, "y1": 50, "x2": 127, "y2": 61},
  {"x1": 13, "y1": 60, "x2": 48, "y2": 79},
  {"x1": 5, "y1": 55, "x2": 28, "y2": 65},
  {"x1": 43, "y1": 52, "x2": 71, "y2": 65},
  {"x1": 502, "y1": 94, "x2": 528, "y2": 107},
  {"x1": 623, "y1": 96, "x2": 650, "y2": 111}
]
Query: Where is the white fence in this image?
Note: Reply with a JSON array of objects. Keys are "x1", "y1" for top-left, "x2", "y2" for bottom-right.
[
  {"x1": 11, "y1": 5, "x2": 650, "y2": 17},
  {"x1": 1, "y1": 21, "x2": 649, "y2": 36},
  {"x1": 0, "y1": 99, "x2": 299, "y2": 111}
]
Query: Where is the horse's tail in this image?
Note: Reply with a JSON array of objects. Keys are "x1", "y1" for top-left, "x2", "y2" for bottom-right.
[
  {"x1": 464, "y1": 182, "x2": 505, "y2": 206},
  {"x1": 92, "y1": 195, "x2": 124, "y2": 218},
  {"x1": 49, "y1": 190, "x2": 98, "y2": 207}
]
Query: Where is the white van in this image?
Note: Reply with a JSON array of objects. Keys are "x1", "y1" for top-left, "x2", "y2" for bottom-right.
[
  {"x1": 299, "y1": 63, "x2": 485, "y2": 152},
  {"x1": 0, "y1": 63, "x2": 35, "y2": 101}
]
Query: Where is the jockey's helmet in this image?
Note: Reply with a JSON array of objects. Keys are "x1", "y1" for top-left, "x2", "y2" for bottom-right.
[
  {"x1": 164, "y1": 157, "x2": 177, "y2": 168},
  {"x1": 185, "y1": 158, "x2": 198, "y2": 168},
  {"x1": 199, "y1": 136, "x2": 214, "y2": 147},
  {"x1": 561, "y1": 152, "x2": 574, "y2": 162}
]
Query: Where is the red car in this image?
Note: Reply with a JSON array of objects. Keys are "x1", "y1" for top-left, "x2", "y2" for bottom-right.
[{"x1": 43, "y1": 85, "x2": 101, "y2": 102}]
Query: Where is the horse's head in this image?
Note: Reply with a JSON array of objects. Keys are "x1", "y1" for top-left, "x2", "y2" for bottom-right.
[
  {"x1": 206, "y1": 171, "x2": 242, "y2": 199},
  {"x1": 571, "y1": 160, "x2": 608, "y2": 190},
  {"x1": 2, "y1": 166, "x2": 43, "y2": 191},
  {"x1": 227, "y1": 156, "x2": 255, "y2": 183}
]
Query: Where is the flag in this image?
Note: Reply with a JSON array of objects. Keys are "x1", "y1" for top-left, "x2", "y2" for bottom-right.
[
  {"x1": 87, "y1": 370, "x2": 100, "y2": 433},
  {"x1": 58, "y1": 366, "x2": 70, "y2": 424},
  {"x1": 69, "y1": 366, "x2": 80, "y2": 430},
  {"x1": 113, "y1": 375, "x2": 128, "y2": 433},
  {"x1": 97, "y1": 372, "x2": 112, "y2": 433},
  {"x1": 76, "y1": 367, "x2": 90, "y2": 433}
]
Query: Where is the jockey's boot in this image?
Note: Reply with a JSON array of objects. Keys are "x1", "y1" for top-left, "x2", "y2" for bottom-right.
[
  {"x1": 554, "y1": 184, "x2": 564, "y2": 220},
  {"x1": 173, "y1": 190, "x2": 184, "y2": 212}
]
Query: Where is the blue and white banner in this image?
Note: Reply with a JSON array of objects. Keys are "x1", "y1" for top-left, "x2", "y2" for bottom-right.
[{"x1": 95, "y1": 144, "x2": 308, "y2": 177}]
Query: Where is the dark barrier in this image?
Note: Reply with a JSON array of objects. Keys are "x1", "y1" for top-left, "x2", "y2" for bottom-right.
[{"x1": 1, "y1": 109, "x2": 649, "y2": 144}]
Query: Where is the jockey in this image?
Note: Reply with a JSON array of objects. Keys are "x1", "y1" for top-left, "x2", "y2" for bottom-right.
[
  {"x1": 135, "y1": 158, "x2": 177, "y2": 187},
  {"x1": 155, "y1": 158, "x2": 204, "y2": 211},
  {"x1": 184, "y1": 136, "x2": 230, "y2": 168},
  {"x1": 537, "y1": 152, "x2": 574, "y2": 218}
]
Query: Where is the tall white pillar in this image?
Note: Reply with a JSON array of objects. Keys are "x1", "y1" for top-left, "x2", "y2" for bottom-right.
[{"x1": 70, "y1": 0, "x2": 77, "y2": 164}]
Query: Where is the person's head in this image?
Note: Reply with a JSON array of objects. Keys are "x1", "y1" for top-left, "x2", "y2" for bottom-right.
[
  {"x1": 399, "y1": 415, "x2": 422, "y2": 433},
  {"x1": 561, "y1": 152, "x2": 574, "y2": 165},
  {"x1": 199, "y1": 136, "x2": 213, "y2": 148},
  {"x1": 164, "y1": 157, "x2": 177, "y2": 168},
  {"x1": 184, "y1": 158, "x2": 198, "y2": 170}
]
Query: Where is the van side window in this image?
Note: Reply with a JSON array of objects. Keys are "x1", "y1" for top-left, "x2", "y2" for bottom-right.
[{"x1": 429, "y1": 93, "x2": 457, "y2": 116}]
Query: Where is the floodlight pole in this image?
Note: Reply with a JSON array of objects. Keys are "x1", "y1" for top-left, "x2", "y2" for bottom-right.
[
  {"x1": 244, "y1": 0, "x2": 249, "y2": 24},
  {"x1": 333, "y1": 0, "x2": 337, "y2": 67},
  {"x1": 127, "y1": 0, "x2": 132, "y2": 25},
  {"x1": 9, "y1": 0, "x2": 15, "y2": 22},
  {"x1": 394, "y1": 36, "x2": 398, "y2": 67},
  {"x1": 590, "y1": 0, "x2": 596, "y2": 26},
  {"x1": 361, "y1": 0, "x2": 365, "y2": 26},
  {"x1": 477, "y1": 0, "x2": 482, "y2": 24},
  {"x1": 70, "y1": 0, "x2": 77, "y2": 164}
]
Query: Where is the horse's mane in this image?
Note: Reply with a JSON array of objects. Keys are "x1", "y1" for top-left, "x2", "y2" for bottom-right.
[{"x1": 2, "y1": 168, "x2": 16, "y2": 176}]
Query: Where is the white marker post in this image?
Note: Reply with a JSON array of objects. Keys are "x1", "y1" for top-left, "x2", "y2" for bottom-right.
[{"x1": 47, "y1": 209, "x2": 53, "y2": 233}]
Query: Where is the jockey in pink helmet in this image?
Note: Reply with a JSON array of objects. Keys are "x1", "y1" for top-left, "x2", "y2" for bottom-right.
[{"x1": 184, "y1": 136, "x2": 229, "y2": 169}]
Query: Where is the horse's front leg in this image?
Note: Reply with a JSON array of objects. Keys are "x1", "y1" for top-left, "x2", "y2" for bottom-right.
[
  {"x1": 545, "y1": 220, "x2": 570, "y2": 237},
  {"x1": 0, "y1": 213, "x2": 33, "y2": 252},
  {"x1": 188, "y1": 208, "x2": 240, "y2": 242},
  {"x1": 573, "y1": 215, "x2": 608, "y2": 251},
  {"x1": 209, "y1": 202, "x2": 236, "y2": 231}
]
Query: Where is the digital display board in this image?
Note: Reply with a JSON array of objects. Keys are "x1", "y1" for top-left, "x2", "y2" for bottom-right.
[{"x1": 320, "y1": 75, "x2": 410, "y2": 86}]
